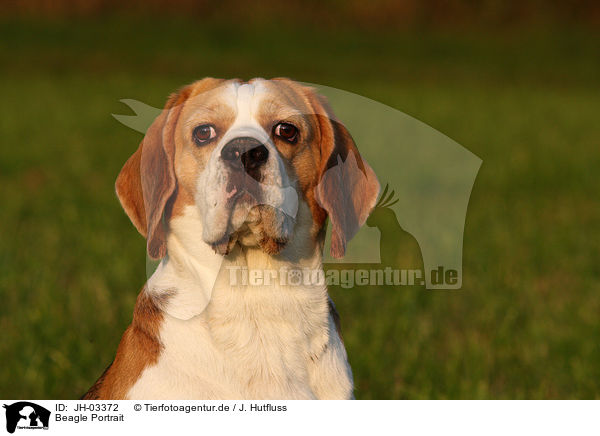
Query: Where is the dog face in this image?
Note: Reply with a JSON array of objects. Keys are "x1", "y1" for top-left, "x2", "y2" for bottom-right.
[{"x1": 116, "y1": 78, "x2": 379, "y2": 259}]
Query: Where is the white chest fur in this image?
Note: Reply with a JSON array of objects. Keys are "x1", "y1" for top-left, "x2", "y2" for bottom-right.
[{"x1": 126, "y1": 205, "x2": 354, "y2": 400}]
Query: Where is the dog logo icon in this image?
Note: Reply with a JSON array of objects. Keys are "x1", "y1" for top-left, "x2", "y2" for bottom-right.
[{"x1": 2, "y1": 402, "x2": 50, "y2": 434}]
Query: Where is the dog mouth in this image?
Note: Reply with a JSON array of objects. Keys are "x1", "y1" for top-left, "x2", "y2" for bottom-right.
[
  {"x1": 201, "y1": 163, "x2": 298, "y2": 256},
  {"x1": 209, "y1": 204, "x2": 292, "y2": 256},
  {"x1": 206, "y1": 182, "x2": 257, "y2": 255}
]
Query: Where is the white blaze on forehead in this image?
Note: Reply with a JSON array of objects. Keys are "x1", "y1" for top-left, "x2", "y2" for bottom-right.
[
  {"x1": 221, "y1": 80, "x2": 270, "y2": 143},
  {"x1": 234, "y1": 83, "x2": 256, "y2": 125}
]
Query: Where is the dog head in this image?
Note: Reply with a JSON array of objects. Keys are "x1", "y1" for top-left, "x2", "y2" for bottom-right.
[{"x1": 116, "y1": 78, "x2": 379, "y2": 260}]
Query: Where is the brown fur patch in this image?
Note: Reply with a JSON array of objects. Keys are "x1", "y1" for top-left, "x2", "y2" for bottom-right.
[
  {"x1": 82, "y1": 290, "x2": 166, "y2": 400},
  {"x1": 115, "y1": 96, "x2": 181, "y2": 259},
  {"x1": 169, "y1": 78, "x2": 234, "y2": 219}
]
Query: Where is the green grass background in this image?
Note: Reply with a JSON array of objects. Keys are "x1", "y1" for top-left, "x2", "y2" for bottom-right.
[{"x1": 0, "y1": 17, "x2": 599, "y2": 399}]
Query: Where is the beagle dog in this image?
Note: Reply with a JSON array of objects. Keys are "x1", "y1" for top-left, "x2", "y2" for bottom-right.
[{"x1": 83, "y1": 78, "x2": 379, "y2": 400}]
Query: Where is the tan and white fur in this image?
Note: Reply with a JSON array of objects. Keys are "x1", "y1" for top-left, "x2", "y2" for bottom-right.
[{"x1": 83, "y1": 78, "x2": 379, "y2": 400}]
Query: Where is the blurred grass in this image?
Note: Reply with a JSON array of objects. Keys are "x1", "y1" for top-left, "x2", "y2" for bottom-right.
[{"x1": 0, "y1": 17, "x2": 599, "y2": 399}]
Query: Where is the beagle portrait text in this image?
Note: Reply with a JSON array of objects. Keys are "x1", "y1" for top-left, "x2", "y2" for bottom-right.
[{"x1": 83, "y1": 78, "x2": 379, "y2": 400}]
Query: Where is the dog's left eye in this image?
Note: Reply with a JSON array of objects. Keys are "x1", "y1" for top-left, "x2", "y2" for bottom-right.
[
  {"x1": 274, "y1": 122, "x2": 299, "y2": 144},
  {"x1": 193, "y1": 124, "x2": 217, "y2": 145}
]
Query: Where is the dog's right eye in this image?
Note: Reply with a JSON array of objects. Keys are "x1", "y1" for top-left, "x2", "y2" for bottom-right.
[{"x1": 193, "y1": 124, "x2": 217, "y2": 145}]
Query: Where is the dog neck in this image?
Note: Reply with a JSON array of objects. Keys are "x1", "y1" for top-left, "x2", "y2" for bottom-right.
[{"x1": 146, "y1": 201, "x2": 325, "y2": 320}]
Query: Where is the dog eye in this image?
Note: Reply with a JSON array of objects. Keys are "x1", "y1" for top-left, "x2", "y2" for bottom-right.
[
  {"x1": 193, "y1": 124, "x2": 217, "y2": 145},
  {"x1": 274, "y1": 122, "x2": 298, "y2": 143}
]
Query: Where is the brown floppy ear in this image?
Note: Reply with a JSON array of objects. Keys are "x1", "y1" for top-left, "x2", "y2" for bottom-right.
[
  {"x1": 309, "y1": 92, "x2": 380, "y2": 258},
  {"x1": 115, "y1": 87, "x2": 191, "y2": 259}
]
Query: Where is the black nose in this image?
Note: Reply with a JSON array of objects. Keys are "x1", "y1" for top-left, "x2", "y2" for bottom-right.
[{"x1": 221, "y1": 137, "x2": 269, "y2": 173}]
